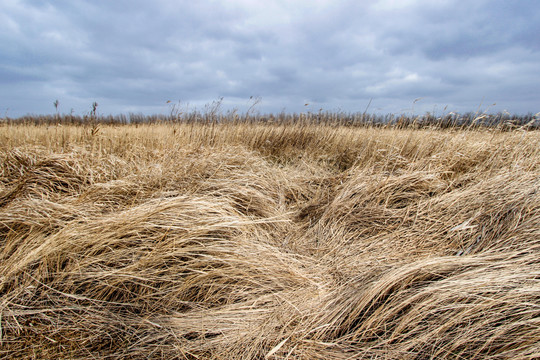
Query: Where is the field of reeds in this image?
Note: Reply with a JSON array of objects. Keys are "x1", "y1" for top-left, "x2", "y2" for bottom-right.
[{"x1": 0, "y1": 117, "x2": 539, "y2": 359}]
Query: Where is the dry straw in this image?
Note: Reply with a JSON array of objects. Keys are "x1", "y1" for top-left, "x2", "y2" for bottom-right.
[{"x1": 0, "y1": 121, "x2": 538, "y2": 359}]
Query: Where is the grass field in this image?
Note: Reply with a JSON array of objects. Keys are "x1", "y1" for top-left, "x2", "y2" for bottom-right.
[{"x1": 0, "y1": 120, "x2": 539, "y2": 359}]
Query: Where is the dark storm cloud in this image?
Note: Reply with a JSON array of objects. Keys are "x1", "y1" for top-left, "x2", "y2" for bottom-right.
[{"x1": 0, "y1": 0, "x2": 539, "y2": 117}]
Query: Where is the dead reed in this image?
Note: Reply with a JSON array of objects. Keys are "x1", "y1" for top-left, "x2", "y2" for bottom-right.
[{"x1": 0, "y1": 122, "x2": 538, "y2": 359}]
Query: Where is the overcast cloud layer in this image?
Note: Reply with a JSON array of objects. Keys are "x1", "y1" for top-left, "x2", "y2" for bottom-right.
[{"x1": 1, "y1": 0, "x2": 539, "y2": 117}]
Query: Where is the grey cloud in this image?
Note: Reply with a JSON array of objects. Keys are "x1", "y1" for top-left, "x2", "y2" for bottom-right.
[
  {"x1": 377, "y1": 1, "x2": 540, "y2": 61},
  {"x1": 0, "y1": 0, "x2": 539, "y2": 117}
]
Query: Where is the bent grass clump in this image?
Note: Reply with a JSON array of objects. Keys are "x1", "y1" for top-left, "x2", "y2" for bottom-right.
[{"x1": 0, "y1": 121, "x2": 539, "y2": 359}]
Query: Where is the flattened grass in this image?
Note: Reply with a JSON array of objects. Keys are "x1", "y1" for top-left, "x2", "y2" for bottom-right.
[{"x1": 0, "y1": 122, "x2": 538, "y2": 359}]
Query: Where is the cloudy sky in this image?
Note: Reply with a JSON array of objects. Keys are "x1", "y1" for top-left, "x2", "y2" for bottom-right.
[{"x1": 1, "y1": 0, "x2": 539, "y2": 117}]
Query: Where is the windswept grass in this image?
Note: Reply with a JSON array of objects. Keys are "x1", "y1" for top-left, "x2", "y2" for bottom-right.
[{"x1": 0, "y1": 122, "x2": 538, "y2": 359}]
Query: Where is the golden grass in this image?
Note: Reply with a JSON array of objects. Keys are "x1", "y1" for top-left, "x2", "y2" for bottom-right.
[{"x1": 0, "y1": 122, "x2": 539, "y2": 359}]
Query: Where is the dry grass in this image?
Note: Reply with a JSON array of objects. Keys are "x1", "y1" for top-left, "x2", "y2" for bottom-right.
[{"x1": 0, "y1": 122, "x2": 538, "y2": 359}]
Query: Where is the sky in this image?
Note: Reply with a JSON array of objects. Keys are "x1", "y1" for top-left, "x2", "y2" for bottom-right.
[{"x1": 1, "y1": 0, "x2": 539, "y2": 118}]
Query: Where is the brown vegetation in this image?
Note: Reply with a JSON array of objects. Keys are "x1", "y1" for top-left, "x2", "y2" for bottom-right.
[{"x1": 0, "y1": 121, "x2": 538, "y2": 359}]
